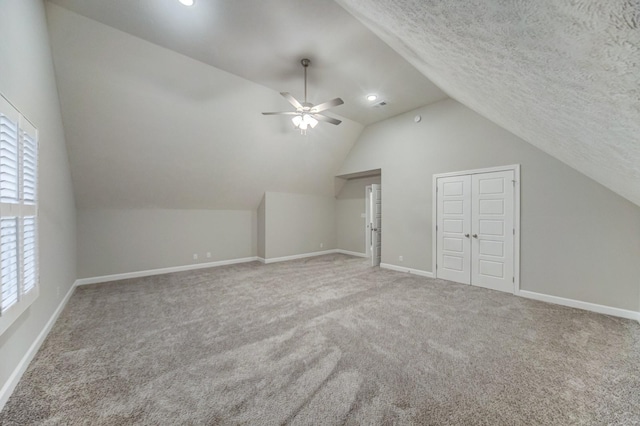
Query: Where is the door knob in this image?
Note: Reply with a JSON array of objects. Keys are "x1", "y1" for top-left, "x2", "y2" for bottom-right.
[
  {"x1": 472, "y1": 234, "x2": 478, "y2": 238},
  {"x1": 464, "y1": 234, "x2": 470, "y2": 238}
]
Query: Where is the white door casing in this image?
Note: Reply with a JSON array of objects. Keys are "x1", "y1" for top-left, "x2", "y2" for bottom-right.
[
  {"x1": 471, "y1": 170, "x2": 515, "y2": 293},
  {"x1": 365, "y1": 185, "x2": 372, "y2": 258},
  {"x1": 436, "y1": 175, "x2": 472, "y2": 284},
  {"x1": 433, "y1": 165, "x2": 520, "y2": 294},
  {"x1": 371, "y1": 184, "x2": 381, "y2": 266}
]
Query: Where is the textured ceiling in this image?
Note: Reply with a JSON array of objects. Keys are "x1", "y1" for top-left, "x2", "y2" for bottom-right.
[
  {"x1": 336, "y1": 0, "x2": 640, "y2": 206},
  {"x1": 47, "y1": 0, "x2": 447, "y2": 125},
  {"x1": 46, "y1": 4, "x2": 364, "y2": 210}
]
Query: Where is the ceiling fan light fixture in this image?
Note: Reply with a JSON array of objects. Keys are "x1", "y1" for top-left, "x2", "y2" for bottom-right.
[
  {"x1": 263, "y1": 59, "x2": 344, "y2": 134},
  {"x1": 303, "y1": 114, "x2": 318, "y2": 128},
  {"x1": 178, "y1": 0, "x2": 195, "y2": 6},
  {"x1": 292, "y1": 114, "x2": 318, "y2": 131}
]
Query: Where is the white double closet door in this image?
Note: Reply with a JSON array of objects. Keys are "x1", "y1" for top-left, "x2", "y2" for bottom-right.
[{"x1": 436, "y1": 170, "x2": 515, "y2": 293}]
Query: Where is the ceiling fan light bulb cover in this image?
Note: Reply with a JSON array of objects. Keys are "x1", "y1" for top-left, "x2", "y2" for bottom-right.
[
  {"x1": 292, "y1": 115, "x2": 303, "y2": 127},
  {"x1": 303, "y1": 114, "x2": 318, "y2": 128}
]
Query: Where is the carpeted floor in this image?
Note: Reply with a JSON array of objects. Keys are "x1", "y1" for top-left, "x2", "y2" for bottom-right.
[{"x1": 1, "y1": 254, "x2": 639, "y2": 425}]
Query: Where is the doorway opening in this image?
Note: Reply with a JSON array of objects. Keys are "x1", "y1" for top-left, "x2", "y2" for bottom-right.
[
  {"x1": 334, "y1": 169, "x2": 381, "y2": 266},
  {"x1": 365, "y1": 184, "x2": 382, "y2": 266}
]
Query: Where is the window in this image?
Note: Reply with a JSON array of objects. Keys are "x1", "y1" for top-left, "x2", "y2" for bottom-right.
[{"x1": 0, "y1": 94, "x2": 39, "y2": 336}]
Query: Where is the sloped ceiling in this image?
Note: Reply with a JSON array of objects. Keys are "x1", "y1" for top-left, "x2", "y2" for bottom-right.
[
  {"x1": 46, "y1": 4, "x2": 364, "y2": 210},
  {"x1": 336, "y1": 0, "x2": 640, "y2": 206},
  {"x1": 47, "y1": 0, "x2": 447, "y2": 125}
]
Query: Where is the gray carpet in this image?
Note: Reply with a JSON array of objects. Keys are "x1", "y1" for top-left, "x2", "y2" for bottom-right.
[{"x1": 1, "y1": 254, "x2": 639, "y2": 425}]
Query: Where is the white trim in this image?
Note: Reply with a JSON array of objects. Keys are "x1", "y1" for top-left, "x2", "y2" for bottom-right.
[
  {"x1": 432, "y1": 164, "x2": 521, "y2": 294},
  {"x1": 433, "y1": 164, "x2": 521, "y2": 179},
  {"x1": 365, "y1": 185, "x2": 372, "y2": 258},
  {"x1": 0, "y1": 281, "x2": 76, "y2": 411},
  {"x1": 76, "y1": 251, "x2": 373, "y2": 285},
  {"x1": 76, "y1": 257, "x2": 259, "y2": 286},
  {"x1": 0, "y1": 287, "x2": 39, "y2": 337},
  {"x1": 380, "y1": 263, "x2": 434, "y2": 278},
  {"x1": 379, "y1": 264, "x2": 639, "y2": 322},
  {"x1": 335, "y1": 249, "x2": 368, "y2": 258},
  {"x1": 518, "y1": 290, "x2": 639, "y2": 321},
  {"x1": 262, "y1": 250, "x2": 337, "y2": 264}
]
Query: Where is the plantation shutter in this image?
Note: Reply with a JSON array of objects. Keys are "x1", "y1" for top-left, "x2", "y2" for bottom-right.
[
  {"x1": 23, "y1": 217, "x2": 37, "y2": 294},
  {"x1": 21, "y1": 120, "x2": 38, "y2": 296},
  {"x1": 0, "y1": 94, "x2": 39, "y2": 333},
  {"x1": 23, "y1": 131, "x2": 37, "y2": 204},
  {"x1": 0, "y1": 97, "x2": 21, "y2": 314},
  {"x1": 0, "y1": 109, "x2": 19, "y2": 204},
  {"x1": 1, "y1": 218, "x2": 19, "y2": 311}
]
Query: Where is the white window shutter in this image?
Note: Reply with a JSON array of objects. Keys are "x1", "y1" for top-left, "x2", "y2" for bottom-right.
[
  {"x1": 0, "y1": 94, "x2": 39, "y2": 330},
  {"x1": 0, "y1": 217, "x2": 19, "y2": 312},
  {"x1": 22, "y1": 216, "x2": 37, "y2": 293},
  {"x1": 22, "y1": 125, "x2": 37, "y2": 205},
  {"x1": 0, "y1": 113, "x2": 19, "y2": 204}
]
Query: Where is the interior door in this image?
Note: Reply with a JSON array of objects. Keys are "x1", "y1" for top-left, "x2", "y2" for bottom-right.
[
  {"x1": 436, "y1": 175, "x2": 471, "y2": 284},
  {"x1": 471, "y1": 170, "x2": 514, "y2": 293},
  {"x1": 371, "y1": 184, "x2": 381, "y2": 266}
]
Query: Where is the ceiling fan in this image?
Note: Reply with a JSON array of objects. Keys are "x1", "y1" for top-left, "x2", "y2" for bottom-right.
[{"x1": 262, "y1": 58, "x2": 344, "y2": 134}]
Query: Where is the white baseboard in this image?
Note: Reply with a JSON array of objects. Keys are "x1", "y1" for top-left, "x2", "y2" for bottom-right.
[
  {"x1": 75, "y1": 250, "x2": 371, "y2": 285},
  {"x1": 0, "y1": 281, "x2": 77, "y2": 411},
  {"x1": 380, "y1": 263, "x2": 434, "y2": 278},
  {"x1": 75, "y1": 257, "x2": 260, "y2": 286},
  {"x1": 262, "y1": 250, "x2": 337, "y2": 264},
  {"x1": 335, "y1": 249, "x2": 368, "y2": 258},
  {"x1": 518, "y1": 290, "x2": 639, "y2": 322}
]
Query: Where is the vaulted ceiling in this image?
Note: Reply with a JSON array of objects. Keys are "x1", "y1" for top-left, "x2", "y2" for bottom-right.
[
  {"x1": 47, "y1": 0, "x2": 639, "y2": 210},
  {"x1": 45, "y1": 0, "x2": 446, "y2": 210},
  {"x1": 47, "y1": 0, "x2": 446, "y2": 125},
  {"x1": 336, "y1": 0, "x2": 640, "y2": 207}
]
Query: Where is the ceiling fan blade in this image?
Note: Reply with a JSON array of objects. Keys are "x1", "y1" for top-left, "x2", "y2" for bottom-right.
[
  {"x1": 262, "y1": 112, "x2": 299, "y2": 115},
  {"x1": 312, "y1": 114, "x2": 342, "y2": 125},
  {"x1": 280, "y1": 92, "x2": 303, "y2": 109},
  {"x1": 311, "y1": 98, "x2": 344, "y2": 113}
]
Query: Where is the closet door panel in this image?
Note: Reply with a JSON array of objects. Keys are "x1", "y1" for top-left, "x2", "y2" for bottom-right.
[
  {"x1": 471, "y1": 170, "x2": 514, "y2": 293},
  {"x1": 436, "y1": 175, "x2": 471, "y2": 285}
]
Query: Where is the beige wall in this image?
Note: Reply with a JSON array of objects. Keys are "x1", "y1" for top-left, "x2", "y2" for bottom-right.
[
  {"x1": 336, "y1": 176, "x2": 381, "y2": 254},
  {"x1": 0, "y1": 0, "x2": 77, "y2": 399},
  {"x1": 339, "y1": 98, "x2": 640, "y2": 311},
  {"x1": 77, "y1": 209, "x2": 256, "y2": 278},
  {"x1": 264, "y1": 192, "x2": 336, "y2": 259}
]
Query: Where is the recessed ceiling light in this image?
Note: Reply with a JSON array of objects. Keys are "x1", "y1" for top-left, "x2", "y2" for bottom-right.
[
  {"x1": 178, "y1": 0, "x2": 195, "y2": 6},
  {"x1": 366, "y1": 94, "x2": 378, "y2": 102}
]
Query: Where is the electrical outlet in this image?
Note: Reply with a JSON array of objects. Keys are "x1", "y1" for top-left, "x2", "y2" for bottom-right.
[
  {"x1": 206, "y1": 252, "x2": 212, "y2": 258},
  {"x1": 320, "y1": 243, "x2": 324, "y2": 249},
  {"x1": 360, "y1": 213, "x2": 366, "y2": 218},
  {"x1": 399, "y1": 255, "x2": 404, "y2": 262},
  {"x1": 193, "y1": 254, "x2": 198, "y2": 260}
]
